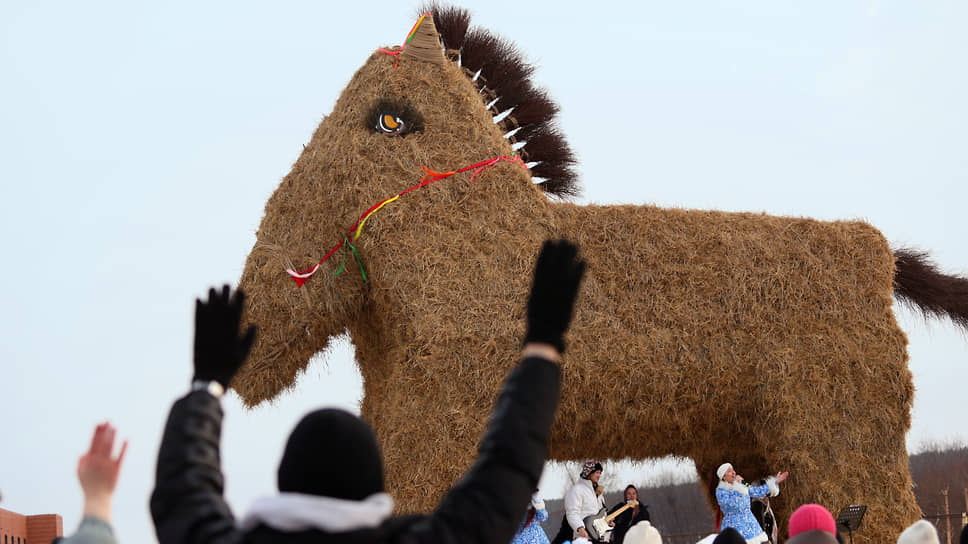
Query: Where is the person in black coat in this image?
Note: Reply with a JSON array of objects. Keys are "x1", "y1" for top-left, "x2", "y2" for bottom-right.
[
  {"x1": 150, "y1": 239, "x2": 586, "y2": 544},
  {"x1": 607, "y1": 485, "x2": 651, "y2": 544}
]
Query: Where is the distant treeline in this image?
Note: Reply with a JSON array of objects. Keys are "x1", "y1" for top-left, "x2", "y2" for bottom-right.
[
  {"x1": 909, "y1": 443, "x2": 968, "y2": 543},
  {"x1": 542, "y1": 444, "x2": 967, "y2": 541}
]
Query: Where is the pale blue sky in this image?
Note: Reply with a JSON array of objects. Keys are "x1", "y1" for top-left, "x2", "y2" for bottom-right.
[{"x1": 2, "y1": 2, "x2": 966, "y2": 543}]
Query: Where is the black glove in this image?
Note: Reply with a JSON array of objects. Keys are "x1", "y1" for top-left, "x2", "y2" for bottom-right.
[
  {"x1": 193, "y1": 285, "x2": 257, "y2": 388},
  {"x1": 524, "y1": 239, "x2": 586, "y2": 353}
]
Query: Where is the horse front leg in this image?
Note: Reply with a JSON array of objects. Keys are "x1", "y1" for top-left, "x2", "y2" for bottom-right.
[
  {"x1": 365, "y1": 378, "x2": 484, "y2": 513},
  {"x1": 355, "y1": 332, "x2": 522, "y2": 513}
]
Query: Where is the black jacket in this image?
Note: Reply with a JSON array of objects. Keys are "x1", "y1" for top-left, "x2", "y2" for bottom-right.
[
  {"x1": 607, "y1": 502, "x2": 651, "y2": 544},
  {"x1": 151, "y1": 356, "x2": 561, "y2": 544}
]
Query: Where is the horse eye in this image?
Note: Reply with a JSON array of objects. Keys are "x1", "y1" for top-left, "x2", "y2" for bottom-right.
[
  {"x1": 368, "y1": 99, "x2": 424, "y2": 137},
  {"x1": 377, "y1": 113, "x2": 406, "y2": 135}
]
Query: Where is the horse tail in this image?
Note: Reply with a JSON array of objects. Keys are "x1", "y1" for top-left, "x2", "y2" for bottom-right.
[{"x1": 893, "y1": 248, "x2": 968, "y2": 332}]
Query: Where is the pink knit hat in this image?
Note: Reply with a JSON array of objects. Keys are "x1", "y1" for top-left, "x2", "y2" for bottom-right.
[{"x1": 789, "y1": 504, "x2": 837, "y2": 537}]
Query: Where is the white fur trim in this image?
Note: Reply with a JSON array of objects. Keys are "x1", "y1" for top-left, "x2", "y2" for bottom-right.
[
  {"x1": 765, "y1": 476, "x2": 779, "y2": 497},
  {"x1": 717, "y1": 479, "x2": 749, "y2": 495},
  {"x1": 238, "y1": 492, "x2": 394, "y2": 533},
  {"x1": 717, "y1": 463, "x2": 733, "y2": 480}
]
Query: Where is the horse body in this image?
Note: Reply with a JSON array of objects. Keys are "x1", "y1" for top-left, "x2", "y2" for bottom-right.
[
  {"x1": 558, "y1": 204, "x2": 921, "y2": 533},
  {"x1": 233, "y1": 8, "x2": 961, "y2": 542}
]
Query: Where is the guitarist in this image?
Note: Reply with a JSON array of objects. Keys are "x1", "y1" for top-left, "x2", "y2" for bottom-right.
[
  {"x1": 551, "y1": 461, "x2": 607, "y2": 543},
  {"x1": 607, "y1": 485, "x2": 651, "y2": 544}
]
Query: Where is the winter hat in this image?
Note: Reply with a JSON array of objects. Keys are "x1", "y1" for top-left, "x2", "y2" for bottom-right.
[
  {"x1": 580, "y1": 460, "x2": 603, "y2": 479},
  {"x1": 713, "y1": 528, "x2": 745, "y2": 544},
  {"x1": 625, "y1": 520, "x2": 662, "y2": 544},
  {"x1": 897, "y1": 520, "x2": 940, "y2": 544},
  {"x1": 277, "y1": 408, "x2": 384, "y2": 501},
  {"x1": 716, "y1": 463, "x2": 733, "y2": 480},
  {"x1": 789, "y1": 504, "x2": 837, "y2": 537}
]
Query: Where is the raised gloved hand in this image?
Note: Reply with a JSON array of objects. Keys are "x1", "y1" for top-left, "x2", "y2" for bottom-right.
[
  {"x1": 524, "y1": 239, "x2": 586, "y2": 353},
  {"x1": 193, "y1": 285, "x2": 257, "y2": 388}
]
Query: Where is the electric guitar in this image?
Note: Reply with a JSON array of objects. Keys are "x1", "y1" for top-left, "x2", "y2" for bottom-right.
[{"x1": 583, "y1": 500, "x2": 639, "y2": 542}]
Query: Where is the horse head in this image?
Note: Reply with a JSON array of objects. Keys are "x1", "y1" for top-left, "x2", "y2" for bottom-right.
[{"x1": 233, "y1": 7, "x2": 577, "y2": 405}]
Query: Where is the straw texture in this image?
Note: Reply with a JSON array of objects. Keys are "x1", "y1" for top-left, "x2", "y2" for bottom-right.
[{"x1": 228, "y1": 9, "x2": 967, "y2": 543}]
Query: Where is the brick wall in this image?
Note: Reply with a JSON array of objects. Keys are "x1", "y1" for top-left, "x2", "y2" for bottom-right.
[
  {"x1": 27, "y1": 515, "x2": 63, "y2": 544},
  {"x1": 0, "y1": 508, "x2": 62, "y2": 544}
]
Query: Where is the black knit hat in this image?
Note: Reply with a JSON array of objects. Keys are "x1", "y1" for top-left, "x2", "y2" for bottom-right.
[{"x1": 277, "y1": 408, "x2": 384, "y2": 500}]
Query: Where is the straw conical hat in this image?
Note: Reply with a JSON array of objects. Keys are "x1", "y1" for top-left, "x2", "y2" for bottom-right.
[{"x1": 400, "y1": 13, "x2": 444, "y2": 64}]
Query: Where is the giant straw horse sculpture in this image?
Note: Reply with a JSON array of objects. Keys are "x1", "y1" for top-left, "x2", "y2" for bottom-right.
[{"x1": 232, "y1": 7, "x2": 968, "y2": 542}]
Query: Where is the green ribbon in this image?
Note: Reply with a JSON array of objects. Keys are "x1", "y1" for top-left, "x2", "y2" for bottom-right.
[{"x1": 333, "y1": 236, "x2": 367, "y2": 281}]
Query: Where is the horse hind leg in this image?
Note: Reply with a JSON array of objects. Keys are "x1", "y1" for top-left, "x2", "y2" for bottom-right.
[{"x1": 755, "y1": 370, "x2": 919, "y2": 543}]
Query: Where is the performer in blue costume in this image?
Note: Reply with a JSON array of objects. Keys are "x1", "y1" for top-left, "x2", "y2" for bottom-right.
[
  {"x1": 714, "y1": 463, "x2": 789, "y2": 544},
  {"x1": 511, "y1": 492, "x2": 551, "y2": 544}
]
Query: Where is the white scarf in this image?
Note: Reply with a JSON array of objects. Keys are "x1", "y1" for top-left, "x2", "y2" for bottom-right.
[{"x1": 238, "y1": 492, "x2": 394, "y2": 533}]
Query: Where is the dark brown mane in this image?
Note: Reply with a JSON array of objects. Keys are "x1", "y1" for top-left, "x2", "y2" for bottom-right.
[{"x1": 419, "y1": 4, "x2": 580, "y2": 198}]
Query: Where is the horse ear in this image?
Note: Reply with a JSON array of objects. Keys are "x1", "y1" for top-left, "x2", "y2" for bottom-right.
[{"x1": 401, "y1": 13, "x2": 445, "y2": 65}]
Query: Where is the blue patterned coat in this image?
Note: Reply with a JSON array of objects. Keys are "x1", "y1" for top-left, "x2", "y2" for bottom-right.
[
  {"x1": 511, "y1": 507, "x2": 550, "y2": 544},
  {"x1": 715, "y1": 478, "x2": 778, "y2": 543}
]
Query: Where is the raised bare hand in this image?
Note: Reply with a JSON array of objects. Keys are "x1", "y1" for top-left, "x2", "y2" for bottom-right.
[{"x1": 77, "y1": 422, "x2": 127, "y2": 520}]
